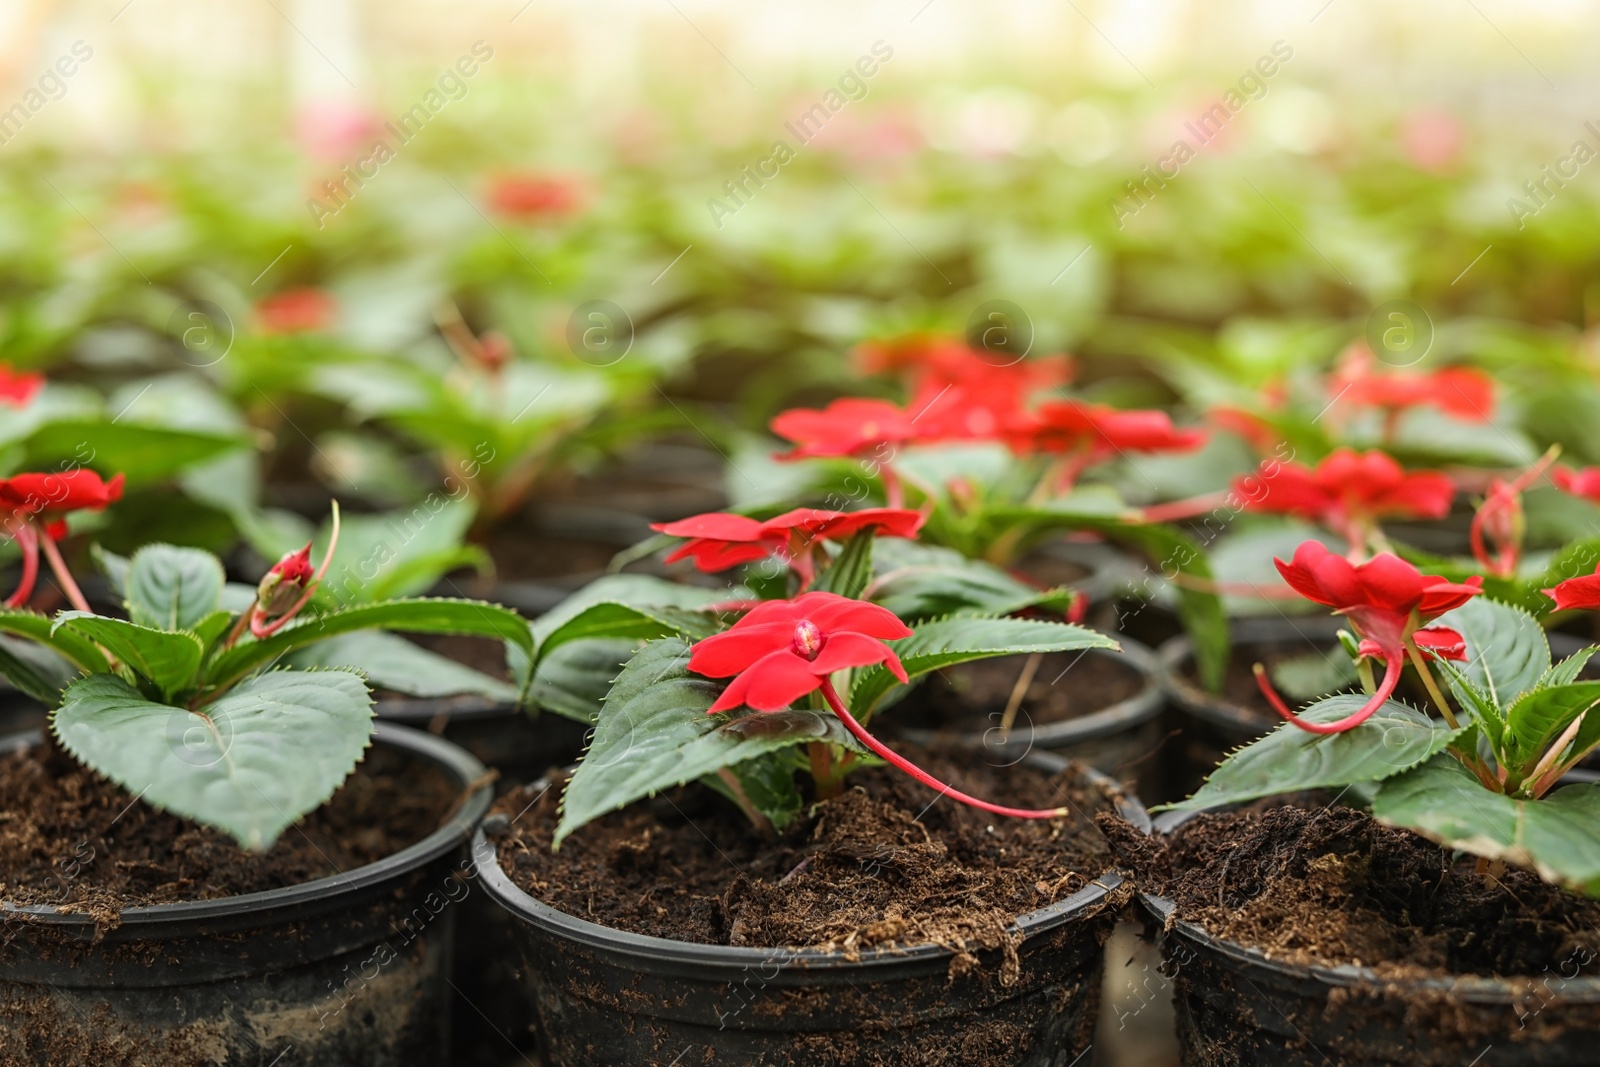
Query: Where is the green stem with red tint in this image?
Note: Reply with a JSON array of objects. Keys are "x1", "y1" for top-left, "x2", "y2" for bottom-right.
[{"x1": 816, "y1": 678, "x2": 1071, "y2": 820}]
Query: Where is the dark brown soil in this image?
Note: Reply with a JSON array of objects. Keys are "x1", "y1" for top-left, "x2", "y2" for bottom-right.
[
  {"x1": 484, "y1": 527, "x2": 622, "y2": 582},
  {"x1": 896, "y1": 651, "x2": 1144, "y2": 734},
  {"x1": 1113, "y1": 801, "x2": 1600, "y2": 978},
  {"x1": 404, "y1": 632, "x2": 513, "y2": 680},
  {"x1": 1010, "y1": 549, "x2": 1091, "y2": 589},
  {"x1": 1179, "y1": 642, "x2": 1431, "y2": 725},
  {"x1": 0, "y1": 738, "x2": 458, "y2": 923},
  {"x1": 491, "y1": 748, "x2": 1126, "y2": 961}
]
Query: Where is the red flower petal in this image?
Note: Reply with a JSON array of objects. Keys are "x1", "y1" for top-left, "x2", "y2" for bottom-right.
[
  {"x1": 687, "y1": 621, "x2": 797, "y2": 678},
  {"x1": 707, "y1": 649, "x2": 825, "y2": 713},
  {"x1": 1546, "y1": 569, "x2": 1600, "y2": 612},
  {"x1": 652, "y1": 512, "x2": 768, "y2": 541},
  {"x1": 807, "y1": 631, "x2": 907, "y2": 679}
]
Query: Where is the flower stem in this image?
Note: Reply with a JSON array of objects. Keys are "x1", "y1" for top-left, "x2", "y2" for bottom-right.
[
  {"x1": 5, "y1": 522, "x2": 39, "y2": 608},
  {"x1": 816, "y1": 678, "x2": 1071, "y2": 820},
  {"x1": 1404, "y1": 643, "x2": 1461, "y2": 731},
  {"x1": 1254, "y1": 655, "x2": 1401, "y2": 734},
  {"x1": 37, "y1": 525, "x2": 92, "y2": 614}
]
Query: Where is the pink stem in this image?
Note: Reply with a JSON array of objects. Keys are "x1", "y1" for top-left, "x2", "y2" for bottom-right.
[
  {"x1": 880, "y1": 464, "x2": 903, "y2": 509},
  {"x1": 37, "y1": 525, "x2": 92, "y2": 614},
  {"x1": 1137, "y1": 490, "x2": 1231, "y2": 524},
  {"x1": 1254, "y1": 654, "x2": 1401, "y2": 735},
  {"x1": 816, "y1": 678, "x2": 1070, "y2": 820},
  {"x1": 5, "y1": 522, "x2": 39, "y2": 608}
]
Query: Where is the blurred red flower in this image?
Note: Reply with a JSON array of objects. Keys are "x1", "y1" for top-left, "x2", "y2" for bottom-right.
[
  {"x1": 487, "y1": 173, "x2": 584, "y2": 219},
  {"x1": 1237, "y1": 448, "x2": 1454, "y2": 541},
  {"x1": 257, "y1": 289, "x2": 337, "y2": 335},
  {"x1": 0, "y1": 366, "x2": 44, "y2": 409}
]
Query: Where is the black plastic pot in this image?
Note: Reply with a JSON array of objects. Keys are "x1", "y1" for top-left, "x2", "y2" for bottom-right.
[
  {"x1": 475, "y1": 753, "x2": 1147, "y2": 1065},
  {"x1": 1140, "y1": 808, "x2": 1600, "y2": 1066},
  {"x1": 0, "y1": 722, "x2": 492, "y2": 1067},
  {"x1": 1156, "y1": 615, "x2": 1346, "y2": 799},
  {"x1": 893, "y1": 639, "x2": 1165, "y2": 795},
  {"x1": 374, "y1": 693, "x2": 590, "y2": 788}
]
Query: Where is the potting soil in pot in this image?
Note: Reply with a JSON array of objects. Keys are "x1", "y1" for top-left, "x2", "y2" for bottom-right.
[{"x1": 491, "y1": 746, "x2": 1124, "y2": 969}]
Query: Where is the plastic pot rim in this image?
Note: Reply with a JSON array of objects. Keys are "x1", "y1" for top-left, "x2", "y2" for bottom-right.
[
  {"x1": 475, "y1": 752, "x2": 1149, "y2": 978},
  {"x1": 896, "y1": 637, "x2": 1164, "y2": 751},
  {"x1": 1139, "y1": 804, "x2": 1600, "y2": 1002},
  {"x1": 1157, "y1": 615, "x2": 1348, "y2": 740},
  {"x1": 0, "y1": 720, "x2": 491, "y2": 928}
]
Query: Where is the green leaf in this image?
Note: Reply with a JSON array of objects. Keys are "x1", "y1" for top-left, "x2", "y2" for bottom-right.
[
  {"x1": 535, "y1": 601, "x2": 721, "y2": 668},
  {"x1": 869, "y1": 539, "x2": 1078, "y2": 621},
  {"x1": 92, "y1": 545, "x2": 130, "y2": 598},
  {"x1": 0, "y1": 634, "x2": 77, "y2": 705},
  {"x1": 1373, "y1": 755, "x2": 1600, "y2": 897},
  {"x1": 206, "y1": 598, "x2": 533, "y2": 688},
  {"x1": 529, "y1": 575, "x2": 727, "y2": 647},
  {"x1": 285, "y1": 630, "x2": 517, "y2": 702},
  {"x1": 124, "y1": 544, "x2": 225, "y2": 631},
  {"x1": 848, "y1": 616, "x2": 1119, "y2": 718},
  {"x1": 52, "y1": 670, "x2": 374, "y2": 851},
  {"x1": 53, "y1": 613, "x2": 203, "y2": 698},
  {"x1": 706, "y1": 752, "x2": 804, "y2": 831},
  {"x1": 1503, "y1": 682, "x2": 1600, "y2": 775},
  {"x1": 529, "y1": 637, "x2": 635, "y2": 723},
  {"x1": 19, "y1": 422, "x2": 245, "y2": 486},
  {"x1": 0, "y1": 609, "x2": 108, "y2": 674},
  {"x1": 1436, "y1": 659, "x2": 1505, "y2": 752},
  {"x1": 1434, "y1": 597, "x2": 1550, "y2": 708},
  {"x1": 1162, "y1": 697, "x2": 1462, "y2": 812},
  {"x1": 810, "y1": 529, "x2": 875, "y2": 598},
  {"x1": 554, "y1": 638, "x2": 861, "y2": 846},
  {"x1": 1541, "y1": 646, "x2": 1600, "y2": 688}
]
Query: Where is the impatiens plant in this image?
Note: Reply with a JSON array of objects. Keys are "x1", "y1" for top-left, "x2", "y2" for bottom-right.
[
  {"x1": 0, "y1": 505, "x2": 530, "y2": 850},
  {"x1": 540, "y1": 511, "x2": 1122, "y2": 844},
  {"x1": 1166, "y1": 539, "x2": 1600, "y2": 897}
]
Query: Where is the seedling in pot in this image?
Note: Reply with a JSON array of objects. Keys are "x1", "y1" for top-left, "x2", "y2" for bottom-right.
[
  {"x1": 1166, "y1": 539, "x2": 1600, "y2": 897},
  {"x1": 0, "y1": 496, "x2": 530, "y2": 850},
  {"x1": 535, "y1": 505, "x2": 1123, "y2": 845}
]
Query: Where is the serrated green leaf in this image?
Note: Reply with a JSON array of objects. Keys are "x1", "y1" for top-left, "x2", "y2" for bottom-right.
[
  {"x1": 1162, "y1": 696, "x2": 1462, "y2": 812},
  {"x1": 0, "y1": 608, "x2": 108, "y2": 675},
  {"x1": 554, "y1": 638, "x2": 861, "y2": 846},
  {"x1": 810, "y1": 528, "x2": 875, "y2": 598},
  {"x1": 1542, "y1": 646, "x2": 1600, "y2": 688},
  {"x1": 849, "y1": 616, "x2": 1119, "y2": 717},
  {"x1": 535, "y1": 601, "x2": 720, "y2": 668},
  {"x1": 92, "y1": 545, "x2": 130, "y2": 598},
  {"x1": 1436, "y1": 659, "x2": 1505, "y2": 751},
  {"x1": 206, "y1": 598, "x2": 532, "y2": 688},
  {"x1": 52, "y1": 669, "x2": 375, "y2": 850},
  {"x1": 1434, "y1": 597, "x2": 1550, "y2": 708},
  {"x1": 53, "y1": 613, "x2": 203, "y2": 698},
  {"x1": 1503, "y1": 682, "x2": 1600, "y2": 777},
  {"x1": 285, "y1": 630, "x2": 517, "y2": 702},
  {"x1": 1373, "y1": 754, "x2": 1600, "y2": 897},
  {"x1": 124, "y1": 544, "x2": 225, "y2": 631},
  {"x1": 0, "y1": 634, "x2": 76, "y2": 705}
]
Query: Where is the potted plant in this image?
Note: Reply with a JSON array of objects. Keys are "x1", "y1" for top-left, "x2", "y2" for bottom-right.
[
  {"x1": 1122, "y1": 540, "x2": 1600, "y2": 1064},
  {"x1": 473, "y1": 510, "x2": 1149, "y2": 1063},
  {"x1": 0, "y1": 490, "x2": 532, "y2": 1065}
]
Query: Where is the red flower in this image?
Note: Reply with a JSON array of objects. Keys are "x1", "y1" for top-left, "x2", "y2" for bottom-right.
[
  {"x1": 1551, "y1": 466, "x2": 1600, "y2": 504},
  {"x1": 1237, "y1": 448, "x2": 1454, "y2": 545},
  {"x1": 257, "y1": 288, "x2": 336, "y2": 335},
  {"x1": 688, "y1": 592, "x2": 911, "y2": 713},
  {"x1": 1545, "y1": 564, "x2": 1600, "y2": 612},
  {"x1": 0, "y1": 366, "x2": 43, "y2": 409},
  {"x1": 487, "y1": 173, "x2": 584, "y2": 220},
  {"x1": 652, "y1": 507, "x2": 924, "y2": 584},
  {"x1": 1260, "y1": 541, "x2": 1482, "y2": 734},
  {"x1": 770, "y1": 398, "x2": 921, "y2": 461},
  {"x1": 1004, "y1": 400, "x2": 1205, "y2": 491},
  {"x1": 1332, "y1": 347, "x2": 1495, "y2": 422},
  {"x1": 0, "y1": 470, "x2": 125, "y2": 540},
  {"x1": 250, "y1": 508, "x2": 341, "y2": 638},
  {"x1": 0, "y1": 470, "x2": 125, "y2": 609}
]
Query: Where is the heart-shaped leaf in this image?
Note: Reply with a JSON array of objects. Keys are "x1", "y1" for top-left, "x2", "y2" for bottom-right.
[
  {"x1": 1373, "y1": 754, "x2": 1600, "y2": 897},
  {"x1": 1162, "y1": 696, "x2": 1462, "y2": 812},
  {"x1": 554, "y1": 638, "x2": 861, "y2": 846},
  {"x1": 52, "y1": 669, "x2": 375, "y2": 850},
  {"x1": 124, "y1": 544, "x2": 225, "y2": 631}
]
